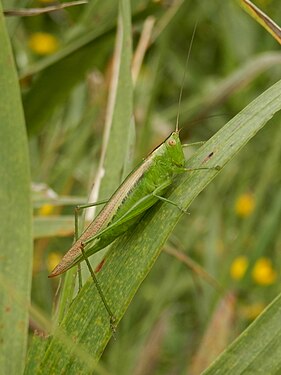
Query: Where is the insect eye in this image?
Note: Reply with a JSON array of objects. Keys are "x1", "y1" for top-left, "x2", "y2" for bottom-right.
[{"x1": 168, "y1": 139, "x2": 176, "y2": 146}]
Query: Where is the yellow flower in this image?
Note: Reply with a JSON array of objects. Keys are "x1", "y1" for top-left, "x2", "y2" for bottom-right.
[
  {"x1": 28, "y1": 32, "x2": 59, "y2": 55},
  {"x1": 38, "y1": 204, "x2": 55, "y2": 216},
  {"x1": 235, "y1": 193, "x2": 255, "y2": 218},
  {"x1": 252, "y1": 257, "x2": 277, "y2": 285},
  {"x1": 240, "y1": 302, "x2": 266, "y2": 320},
  {"x1": 47, "y1": 252, "x2": 61, "y2": 273},
  {"x1": 230, "y1": 256, "x2": 249, "y2": 280}
]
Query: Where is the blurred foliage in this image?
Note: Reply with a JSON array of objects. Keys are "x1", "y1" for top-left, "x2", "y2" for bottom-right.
[{"x1": 2, "y1": 0, "x2": 281, "y2": 373}]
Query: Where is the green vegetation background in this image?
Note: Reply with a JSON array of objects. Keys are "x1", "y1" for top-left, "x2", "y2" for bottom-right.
[{"x1": 1, "y1": 0, "x2": 281, "y2": 374}]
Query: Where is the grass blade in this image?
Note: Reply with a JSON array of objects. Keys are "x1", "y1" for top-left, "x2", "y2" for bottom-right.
[
  {"x1": 203, "y1": 293, "x2": 281, "y2": 374},
  {"x1": 239, "y1": 0, "x2": 281, "y2": 44},
  {"x1": 0, "y1": 3, "x2": 32, "y2": 374},
  {"x1": 3, "y1": 1, "x2": 87, "y2": 17}
]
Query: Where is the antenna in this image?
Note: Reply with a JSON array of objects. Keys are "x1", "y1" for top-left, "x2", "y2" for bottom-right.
[{"x1": 175, "y1": 22, "x2": 198, "y2": 132}]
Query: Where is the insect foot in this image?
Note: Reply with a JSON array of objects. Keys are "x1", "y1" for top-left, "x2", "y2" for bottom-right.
[{"x1": 180, "y1": 207, "x2": 190, "y2": 216}]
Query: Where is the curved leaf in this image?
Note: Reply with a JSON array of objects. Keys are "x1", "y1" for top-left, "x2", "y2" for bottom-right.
[
  {"x1": 0, "y1": 3, "x2": 32, "y2": 374},
  {"x1": 203, "y1": 293, "x2": 281, "y2": 374}
]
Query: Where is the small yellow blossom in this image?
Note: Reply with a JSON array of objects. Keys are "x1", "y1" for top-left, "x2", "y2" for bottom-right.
[
  {"x1": 235, "y1": 193, "x2": 255, "y2": 218},
  {"x1": 252, "y1": 257, "x2": 277, "y2": 285},
  {"x1": 240, "y1": 302, "x2": 266, "y2": 320},
  {"x1": 47, "y1": 252, "x2": 61, "y2": 273},
  {"x1": 38, "y1": 204, "x2": 55, "y2": 216},
  {"x1": 230, "y1": 256, "x2": 249, "y2": 280},
  {"x1": 28, "y1": 32, "x2": 59, "y2": 55}
]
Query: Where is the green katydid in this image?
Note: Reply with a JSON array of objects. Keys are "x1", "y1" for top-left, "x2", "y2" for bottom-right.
[
  {"x1": 49, "y1": 131, "x2": 206, "y2": 279},
  {"x1": 48, "y1": 26, "x2": 219, "y2": 328},
  {"x1": 49, "y1": 128, "x2": 218, "y2": 325}
]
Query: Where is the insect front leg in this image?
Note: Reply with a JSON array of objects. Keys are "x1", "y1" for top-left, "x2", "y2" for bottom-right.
[
  {"x1": 75, "y1": 198, "x2": 109, "y2": 237},
  {"x1": 182, "y1": 141, "x2": 205, "y2": 147}
]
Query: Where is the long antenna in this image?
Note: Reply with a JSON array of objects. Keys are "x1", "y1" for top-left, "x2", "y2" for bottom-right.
[{"x1": 175, "y1": 21, "x2": 198, "y2": 132}]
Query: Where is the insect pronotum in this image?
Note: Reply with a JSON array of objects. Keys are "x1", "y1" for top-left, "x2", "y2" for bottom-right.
[{"x1": 49, "y1": 26, "x2": 219, "y2": 330}]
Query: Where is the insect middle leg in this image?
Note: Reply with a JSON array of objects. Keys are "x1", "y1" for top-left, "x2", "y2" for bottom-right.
[
  {"x1": 74, "y1": 199, "x2": 109, "y2": 290},
  {"x1": 153, "y1": 165, "x2": 220, "y2": 213},
  {"x1": 152, "y1": 193, "x2": 188, "y2": 214}
]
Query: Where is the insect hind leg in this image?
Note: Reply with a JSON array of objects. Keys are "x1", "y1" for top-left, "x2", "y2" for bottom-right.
[{"x1": 80, "y1": 243, "x2": 116, "y2": 333}]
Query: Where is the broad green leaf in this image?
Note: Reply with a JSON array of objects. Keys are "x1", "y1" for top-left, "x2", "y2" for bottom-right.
[
  {"x1": 0, "y1": 3, "x2": 32, "y2": 374},
  {"x1": 26, "y1": 79, "x2": 281, "y2": 373}
]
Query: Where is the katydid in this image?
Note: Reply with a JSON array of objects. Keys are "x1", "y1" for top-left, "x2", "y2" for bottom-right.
[
  {"x1": 49, "y1": 130, "x2": 218, "y2": 326},
  {"x1": 49, "y1": 133, "x2": 215, "y2": 278},
  {"x1": 48, "y1": 27, "x2": 205, "y2": 282},
  {"x1": 48, "y1": 25, "x2": 218, "y2": 328}
]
